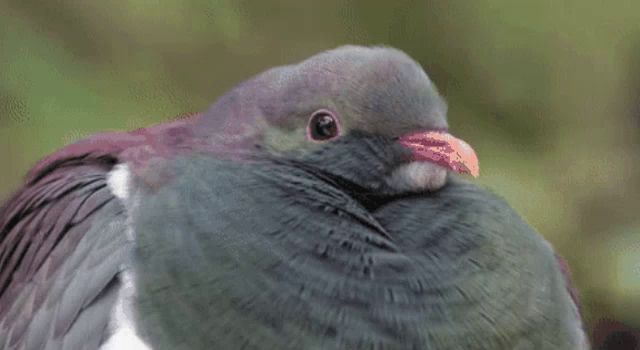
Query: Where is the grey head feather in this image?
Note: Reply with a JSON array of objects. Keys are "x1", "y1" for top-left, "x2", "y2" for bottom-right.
[{"x1": 194, "y1": 45, "x2": 448, "y2": 155}]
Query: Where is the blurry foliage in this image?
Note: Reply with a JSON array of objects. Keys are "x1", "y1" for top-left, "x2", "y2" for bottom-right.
[{"x1": 0, "y1": 0, "x2": 638, "y2": 344}]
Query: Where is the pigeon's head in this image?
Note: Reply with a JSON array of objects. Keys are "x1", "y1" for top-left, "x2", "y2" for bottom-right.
[{"x1": 197, "y1": 45, "x2": 479, "y2": 193}]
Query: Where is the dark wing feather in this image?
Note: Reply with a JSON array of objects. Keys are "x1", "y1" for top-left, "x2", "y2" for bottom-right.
[{"x1": 0, "y1": 156, "x2": 131, "y2": 350}]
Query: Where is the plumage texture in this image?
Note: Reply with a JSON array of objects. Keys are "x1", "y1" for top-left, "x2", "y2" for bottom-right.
[
  {"x1": 126, "y1": 149, "x2": 586, "y2": 350},
  {"x1": 0, "y1": 45, "x2": 587, "y2": 349}
]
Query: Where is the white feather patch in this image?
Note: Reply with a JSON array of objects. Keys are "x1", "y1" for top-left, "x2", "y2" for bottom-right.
[
  {"x1": 100, "y1": 326, "x2": 151, "y2": 350},
  {"x1": 103, "y1": 164, "x2": 150, "y2": 349},
  {"x1": 386, "y1": 162, "x2": 447, "y2": 192},
  {"x1": 100, "y1": 269, "x2": 152, "y2": 350},
  {"x1": 107, "y1": 164, "x2": 131, "y2": 201}
]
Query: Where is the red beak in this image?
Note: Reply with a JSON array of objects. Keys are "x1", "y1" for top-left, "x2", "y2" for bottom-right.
[{"x1": 397, "y1": 130, "x2": 480, "y2": 177}]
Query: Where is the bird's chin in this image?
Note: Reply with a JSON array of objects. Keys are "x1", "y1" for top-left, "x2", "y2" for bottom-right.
[{"x1": 384, "y1": 161, "x2": 448, "y2": 193}]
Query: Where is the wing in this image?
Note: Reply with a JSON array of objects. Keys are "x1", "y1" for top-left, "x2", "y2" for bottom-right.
[{"x1": 0, "y1": 154, "x2": 131, "y2": 350}]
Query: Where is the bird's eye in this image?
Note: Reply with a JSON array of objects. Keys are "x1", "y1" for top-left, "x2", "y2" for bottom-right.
[{"x1": 308, "y1": 110, "x2": 340, "y2": 141}]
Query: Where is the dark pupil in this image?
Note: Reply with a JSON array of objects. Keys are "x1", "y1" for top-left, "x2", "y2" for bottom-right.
[{"x1": 313, "y1": 114, "x2": 337, "y2": 139}]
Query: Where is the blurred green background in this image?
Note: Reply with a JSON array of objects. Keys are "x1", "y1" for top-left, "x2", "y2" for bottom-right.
[{"x1": 1, "y1": 0, "x2": 638, "y2": 347}]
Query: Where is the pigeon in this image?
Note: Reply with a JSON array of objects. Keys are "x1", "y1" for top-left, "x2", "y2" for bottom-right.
[{"x1": 0, "y1": 45, "x2": 587, "y2": 349}]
